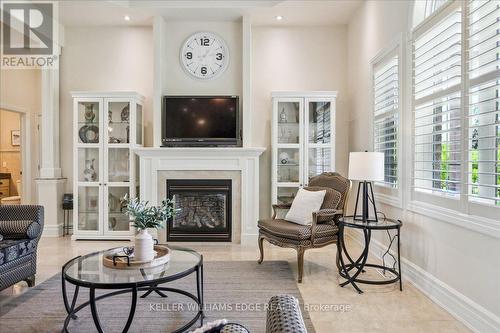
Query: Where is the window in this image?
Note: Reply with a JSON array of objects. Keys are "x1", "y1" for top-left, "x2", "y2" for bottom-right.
[
  {"x1": 467, "y1": 0, "x2": 500, "y2": 206},
  {"x1": 373, "y1": 54, "x2": 399, "y2": 188},
  {"x1": 413, "y1": 0, "x2": 451, "y2": 27},
  {"x1": 411, "y1": 0, "x2": 500, "y2": 214},
  {"x1": 413, "y1": 7, "x2": 462, "y2": 196}
]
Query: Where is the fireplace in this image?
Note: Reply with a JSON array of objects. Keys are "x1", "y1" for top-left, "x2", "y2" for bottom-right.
[{"x1": 166, "y1": 179, "x2": 232, "y2": 242}]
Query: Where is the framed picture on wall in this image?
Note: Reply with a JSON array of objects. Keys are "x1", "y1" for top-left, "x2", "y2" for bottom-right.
[{"x1": 11, "y1": 130, "x2": 20, "y2": 146}]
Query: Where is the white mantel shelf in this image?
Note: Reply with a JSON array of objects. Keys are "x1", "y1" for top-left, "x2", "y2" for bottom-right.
[
  {"x1": 134, "y1": 147, "x2": 265, "y2": 157},
  {"x1": 133, "y1": 147, "x2": 266, "y2": 238}
]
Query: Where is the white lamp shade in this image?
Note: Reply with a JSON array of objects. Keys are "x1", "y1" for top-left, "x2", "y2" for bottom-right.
[{"x1": 348, "y1": 152, "x2": 385, "y2": 181}]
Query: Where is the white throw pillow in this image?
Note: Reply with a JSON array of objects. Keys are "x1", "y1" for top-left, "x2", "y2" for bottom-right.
[{"x1": 285, "y1": 188, "x2": 326, "y2": 225}]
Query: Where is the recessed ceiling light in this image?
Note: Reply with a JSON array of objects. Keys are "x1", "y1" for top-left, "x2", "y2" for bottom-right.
[
  {"x1": 275, "y1": 15, "x2": 284, "y2": 21},
  {"x1": 124, "y1": 15, "x2": 131, "y2": 21}
]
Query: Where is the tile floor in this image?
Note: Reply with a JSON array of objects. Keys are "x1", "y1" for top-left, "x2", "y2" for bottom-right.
[{"x1": 0, "y1": 235, "x2": 470, "y2": 333}]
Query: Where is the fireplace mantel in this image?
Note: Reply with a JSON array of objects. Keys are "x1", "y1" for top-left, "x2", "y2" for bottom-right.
[{"x1": 134, "y1": 147, "x2": 265, "y2": 238}]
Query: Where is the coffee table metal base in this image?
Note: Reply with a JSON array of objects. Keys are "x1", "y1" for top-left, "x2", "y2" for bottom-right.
[{"x1": 61, "y1": 260, "x2": 204, "y2": 333}]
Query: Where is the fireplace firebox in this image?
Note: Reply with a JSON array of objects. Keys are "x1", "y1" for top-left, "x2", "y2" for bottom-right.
[{"x1": 166, "y1": 179, "x2": 232, "y2": 242}]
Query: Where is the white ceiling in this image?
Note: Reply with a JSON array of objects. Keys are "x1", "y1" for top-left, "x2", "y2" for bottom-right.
[{"x1": 58, "y1": 0, "x2": 363, "y2": 27}]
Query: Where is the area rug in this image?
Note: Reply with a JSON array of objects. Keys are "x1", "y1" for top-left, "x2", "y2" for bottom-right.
[{"x1": 0, "y1": 261, "x2": 315, "y2": 332}]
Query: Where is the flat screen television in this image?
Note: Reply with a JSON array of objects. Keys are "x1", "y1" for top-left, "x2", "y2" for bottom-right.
[{"x1": 162, "y1": 96, "x2": 241, "y2": 147}]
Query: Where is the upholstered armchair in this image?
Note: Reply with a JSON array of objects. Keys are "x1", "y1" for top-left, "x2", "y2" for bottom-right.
[
  {"x1": 0, "y1": 205, "x2": 44, "y2": 290},
  {"x1": 258, "y1": 172, "x2": 351, "y2": 283}
]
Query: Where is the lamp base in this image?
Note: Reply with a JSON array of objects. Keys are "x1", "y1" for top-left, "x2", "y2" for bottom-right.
[{"x1": 353, "y1": 181, "x2": 378, "y2": 222}]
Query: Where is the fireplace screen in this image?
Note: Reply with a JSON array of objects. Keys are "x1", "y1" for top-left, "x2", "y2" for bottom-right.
[{"x1": 166, "y1": 179, "x2": 232, "y2": 242}]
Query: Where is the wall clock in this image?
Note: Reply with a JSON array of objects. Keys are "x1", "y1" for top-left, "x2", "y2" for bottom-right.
[{"x1": 180, "y1": 31, "x2": 229, "y2": 80}]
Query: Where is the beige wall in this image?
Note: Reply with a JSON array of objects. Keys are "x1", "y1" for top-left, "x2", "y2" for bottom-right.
[
  {"x1": 347, "y1": 0, "x2": 500, "y2": 320},
  {"x1": 60, "y1": 26, "x2": 154, "y2": 192},
  {"x1": 60, "y1": 23, "x2": 347, "y2": 222},
  {"x1": 0, "y1": 110, "x2": 21, "y2": 195},
  {"x1": 0, "y1": 69, "x2": 41, "y2": 202},
  {"x1": 252, "y1": 25, "x2": 349, "y2": 218}
]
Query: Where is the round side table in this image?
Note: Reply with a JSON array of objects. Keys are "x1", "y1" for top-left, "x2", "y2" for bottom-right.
[{"x1": 337, "y1": 216, "x2": 402, "y2": 294}]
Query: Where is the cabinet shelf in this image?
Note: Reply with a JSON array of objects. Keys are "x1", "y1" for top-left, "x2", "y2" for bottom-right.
[
  {"x1": 276, "y1": 182, "x2": 300, "y2": 187},
  {"x1": 276, "y1": 144, "x2": 300, "y2": 148},
  {"x1": 108, "y1": 121, "x2": 130, "y2": 125}
]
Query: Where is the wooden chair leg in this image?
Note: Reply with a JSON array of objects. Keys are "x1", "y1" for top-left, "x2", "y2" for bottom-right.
[
  {"x1": 25, "y1": 275, "x2": 35, "y2": 287},
  {"x1": 257, "y1": 235, "x2": 264, "y2": 264},
  {"x1": 297, "y1": 247, "x2": 305, "y2": 283}
]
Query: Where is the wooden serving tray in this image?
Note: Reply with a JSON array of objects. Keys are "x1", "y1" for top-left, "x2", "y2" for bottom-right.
[{"x1": 103, "y1": 245, "x2": 170, "y2": 270}]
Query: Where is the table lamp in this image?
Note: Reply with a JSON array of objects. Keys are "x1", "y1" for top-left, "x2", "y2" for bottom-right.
[{"x1": 348, "y1": 152, "x2": 384, "y2": 222}]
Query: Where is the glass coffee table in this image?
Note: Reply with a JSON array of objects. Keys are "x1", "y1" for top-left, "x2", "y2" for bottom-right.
[{"x1": 61, "y1": 245, "x2": 204, "y2": 333}]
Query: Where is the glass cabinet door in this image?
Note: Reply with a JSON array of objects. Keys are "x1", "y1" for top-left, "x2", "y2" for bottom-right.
[
  {"x1": 76, "y1": 98, "x2": 102, "y2": 234},
  {"x1": 275, "y1": 99, "x2": 303, "y2": 187},
  {"x1": 107, "y1": 101, "x2": 131, "y2": 144},
  {"x1": 104, "y1": 98, "x2": 133, "y2": 236}
]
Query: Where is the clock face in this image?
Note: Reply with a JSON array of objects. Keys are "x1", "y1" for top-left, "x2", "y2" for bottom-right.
[{"x1": 180, "y1": 32, "x2": 229, "y2": 80}]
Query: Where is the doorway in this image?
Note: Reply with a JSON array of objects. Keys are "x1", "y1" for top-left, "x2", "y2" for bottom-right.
[{"x1": 0, "y1": 105, "x2": 32, "y2": 204}]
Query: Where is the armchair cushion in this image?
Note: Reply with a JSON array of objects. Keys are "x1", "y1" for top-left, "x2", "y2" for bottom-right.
[
  {"x1": 305, "y1": 186, "x2": 342, "y2": 222},
  {"x1": 285, "y1": 188, "x2": 326, "y2": 225},
  {"x1": 258, "y1": 218, "x2": 338, "y2": 241},
  {"x1": 0, "y1": 220, "x2": 41, "y2": 239}
]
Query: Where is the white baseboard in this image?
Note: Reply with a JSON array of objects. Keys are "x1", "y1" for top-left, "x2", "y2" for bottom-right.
[
  {"x1": 42, "y1": 224, "x2": 63, "y2": 237},
  {"x1": 70, "y1": 235, "x2": 133, "y2": 241},
  {"x1": 347, "y1": 230, "x2": 500, "y2": 333}
]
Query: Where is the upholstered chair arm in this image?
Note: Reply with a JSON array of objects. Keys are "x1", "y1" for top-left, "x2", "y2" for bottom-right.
[
  {"x1": 0, "y1": 205, "x2": 44, "y2": 240},
  {"x1": 310, "y1": 209, "x2": 343, "y2": 243},
  {"x1": 315, "y1": 208, "x2": 342, "y2": 218},
  {"x1": 266, "y1": 295, "x2": 307, "y2": 333},
  {"x1": 271, "y1": 204, "x2": 292, "y2": 219}
]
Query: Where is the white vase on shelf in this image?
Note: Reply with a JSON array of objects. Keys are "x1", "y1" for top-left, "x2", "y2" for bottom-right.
[{"x1": 134, "y1": 229, "x2": 155, "y2": 262}]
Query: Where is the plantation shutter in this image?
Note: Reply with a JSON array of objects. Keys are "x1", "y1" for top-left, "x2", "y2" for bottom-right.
[
  {"x1": 467, "y1": 0, "x2": 500, "y2": 205},
  {"x1": 373, "y1": 55, "x2": 399, "y2": 187},
  {"x1": 413, "y1": 8, "x2": 462, "y2": 195}
]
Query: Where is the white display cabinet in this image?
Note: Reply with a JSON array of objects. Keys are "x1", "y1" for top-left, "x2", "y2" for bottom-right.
[
  {"x1": 271, "y1": 91, "x2": 336, "y2": 206},
  {"x1": 71, "y1": 92, "x2": 144, "y2": 240}
]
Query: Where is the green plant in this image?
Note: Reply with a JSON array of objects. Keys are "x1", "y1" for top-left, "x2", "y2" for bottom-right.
[
  {"x1": 440, "y1": 143, "x2": 450, "y2": 190},
  {"x1": 121, "y1": 195, "x2": 175, "y2": 230},
  {"x1": 471, "y1": 149, "x2": 479, "y2": 195}
]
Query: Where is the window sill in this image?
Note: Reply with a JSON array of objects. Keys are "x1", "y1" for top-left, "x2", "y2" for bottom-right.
[
  {"x1": 375, "y1": 192, "x2": 403, "y2": 209},
  {"x1": 407, "y1": 200, "x2": 500, "y2": 239}
]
